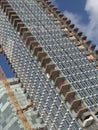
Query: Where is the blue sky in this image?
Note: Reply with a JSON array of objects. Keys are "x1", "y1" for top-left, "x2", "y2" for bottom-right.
[
  {"x1": 51, "y1": 0, "x2": 98, "y2": 44},
  {"x1": 0, "y1": 54, "x2": 14, "y2": 78},
  {"x1": 52, "y1": 0, "x2": 88, "y2": 24}
]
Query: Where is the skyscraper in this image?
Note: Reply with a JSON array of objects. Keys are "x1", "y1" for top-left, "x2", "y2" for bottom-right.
[
  {"x1": 0, "y1": 0, "x2": 98, "y2": 130},
  {"x1": 0, "y1": 67, "x2": 45, "y2": 130}
]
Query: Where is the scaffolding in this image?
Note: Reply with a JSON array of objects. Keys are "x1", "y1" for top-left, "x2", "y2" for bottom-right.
[{"x1": 0, "y1": 67, "x2": 34, "y2": 130}]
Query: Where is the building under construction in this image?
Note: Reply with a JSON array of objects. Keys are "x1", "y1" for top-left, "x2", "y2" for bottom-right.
[{"x1": 0, "y1": 0, "x2": 98, "y2": 130}]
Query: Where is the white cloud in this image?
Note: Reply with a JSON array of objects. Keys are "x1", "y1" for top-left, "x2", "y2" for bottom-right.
[
  {"x1": 85, "y1": 0, "x2": 98, "y2": 43},
  {"x1": 63, "y1": 11, "x2": 81, "y2": 26},
  {"x1": 63, "y1": 11, "x2": 85, "y2": 30},
  {"x1": 63, "y1": 0, "x2": 98, "y2": 44}
]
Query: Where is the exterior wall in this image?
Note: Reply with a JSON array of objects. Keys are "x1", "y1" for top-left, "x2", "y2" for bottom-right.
[
  {"x1": 0, "y1": 80, "x2": 24, "y2": 130},
  {"x1": 0, "y1": 77, "x2": 45, "y2": 130},
  {"x1": 0, "y1": 7, "x2": 82, "y2": 130},
  {"x1": 7, "y1": 0, "x2": 98, "y2": 112},
  {"x1": 0, "y1": 0, "x2": 98, "y2": 129}
]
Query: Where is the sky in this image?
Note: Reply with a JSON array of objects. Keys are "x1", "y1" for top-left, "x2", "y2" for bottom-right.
[
  {"x1": 0, "y1": 54, "x2": 14, "y2": 78},
  {"x1": 0, "y1": 0, "x2": 98, "y2": 77},
  {"x1": 51, "y1": 0, "x2": 98, "y2": 45}
]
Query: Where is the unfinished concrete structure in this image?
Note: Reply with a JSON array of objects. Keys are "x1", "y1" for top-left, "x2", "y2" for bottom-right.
[
  {"x1": 0, "y1": 67, "x2": 46, "y2": 130},
  {"x1": 0, "y1": 0, "x2": 98, "y2": 130}
]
